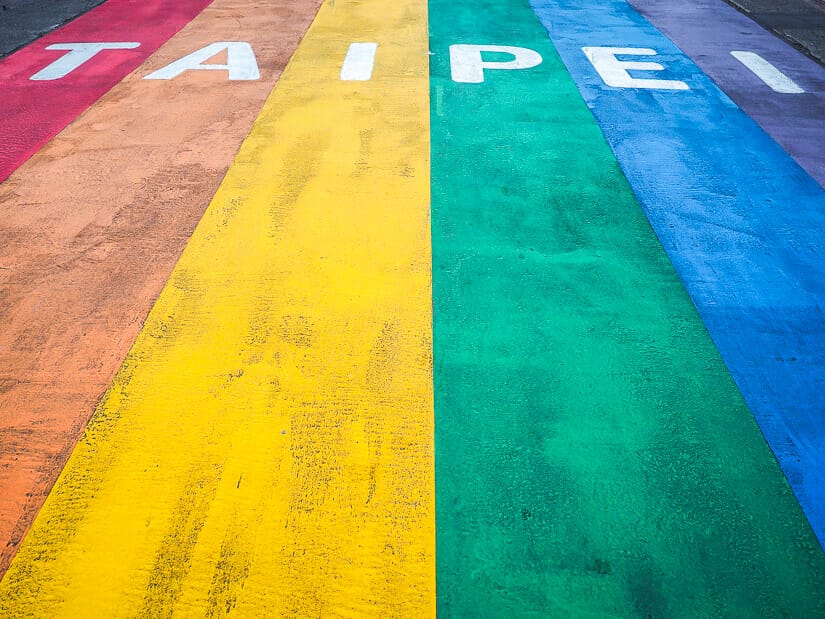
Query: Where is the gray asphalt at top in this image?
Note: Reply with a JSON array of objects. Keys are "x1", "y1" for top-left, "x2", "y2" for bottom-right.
[
  {"x1": 726, "y1": 0, "x2": 825, "y2": 64},
  {"x1": 2, "y1": 0, "x2": 825, "y2": 66},
  {"x1": 0, "y1": 0, "x2": 104, "y2": 58}
]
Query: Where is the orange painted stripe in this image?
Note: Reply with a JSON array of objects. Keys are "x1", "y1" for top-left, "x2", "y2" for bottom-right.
[{"x1": 0, "y1": 0, "x2": 321, "y2": 575}]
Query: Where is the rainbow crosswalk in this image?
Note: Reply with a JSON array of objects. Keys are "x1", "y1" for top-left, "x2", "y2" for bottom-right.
[{"x1": 1, "y1": 0, "x2": 824, "y2": 615}]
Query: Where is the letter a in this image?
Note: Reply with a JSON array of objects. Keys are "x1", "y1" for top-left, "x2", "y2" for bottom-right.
[{"x1": 144, "y1": 42, "x2": 259, "y2": 81}]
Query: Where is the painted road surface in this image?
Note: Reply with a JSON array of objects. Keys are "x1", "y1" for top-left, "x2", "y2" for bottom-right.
[
  {"x1": 532, "y1": 0, "x2": 825, "y2": 549},
  {"x1": 1, "y1": 0, "x2": 825, "y2": 615},
  {"x1": 433, "y1": 0, "x2": 825, "y2": 615},
  {"x1": 632, "y1": 0, "x2": 825, "y2": 187},
  {"x1": 0, "y1": 0, "x2": 322, "y2": 575},
  {"x1": 0, "y1": 0, "x2": 213, "y2": 182},
  {"x1": 0, "y1": 0, "x2": 433, "y2": 614}
]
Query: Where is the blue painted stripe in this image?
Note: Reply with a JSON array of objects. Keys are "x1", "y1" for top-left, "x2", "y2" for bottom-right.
[{"x1": 528, "y1": 0, "x2": 825, "y2": 546}]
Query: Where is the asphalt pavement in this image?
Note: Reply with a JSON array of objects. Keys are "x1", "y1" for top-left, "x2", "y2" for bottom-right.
[
  {"x1": 0, "y1": 0, "x2": 104, "y2": 57},
  {"x1": 726, "y1": 0, "x2": 825, "y2": 63}
]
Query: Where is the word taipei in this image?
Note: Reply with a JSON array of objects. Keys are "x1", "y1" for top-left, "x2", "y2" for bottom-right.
[{"x1": 28, "y1": 41, "x2": 808, "y2": 92}]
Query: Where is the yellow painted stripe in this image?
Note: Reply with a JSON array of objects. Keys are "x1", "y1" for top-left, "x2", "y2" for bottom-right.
[{"x1": 0, "y1": 0, "x2": 433, "y2": 614}]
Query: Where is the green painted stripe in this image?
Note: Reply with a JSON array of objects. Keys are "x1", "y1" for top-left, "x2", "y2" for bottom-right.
[{"x1": 429, "y1": 0, "x2": 825, "y2": 615}]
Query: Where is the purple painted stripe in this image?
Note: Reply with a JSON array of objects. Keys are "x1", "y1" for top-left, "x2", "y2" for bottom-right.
[{"x1": 631, "y1": 0, "x2": 825, "y2": 188}]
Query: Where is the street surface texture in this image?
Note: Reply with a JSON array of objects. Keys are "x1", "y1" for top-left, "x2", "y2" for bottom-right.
[
  {"x1": 1, "y1": 0, "x2": 824, "y2": 615},
  {"x1": 0, "y1": 0, "x2": 104, "y2": 57},
  {"x1": 724, "y1": 0, "x2": 825, "y2": 64}
]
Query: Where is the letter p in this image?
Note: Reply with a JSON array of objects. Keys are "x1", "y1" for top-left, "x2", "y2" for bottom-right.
[{"x1": 449, "y1": 44, "x2": 542, "y2": 83}]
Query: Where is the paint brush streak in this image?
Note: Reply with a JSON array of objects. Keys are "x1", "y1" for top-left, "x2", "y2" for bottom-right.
[{"x1": 0, "y1": 0, "x2": 213, "y2": 183}]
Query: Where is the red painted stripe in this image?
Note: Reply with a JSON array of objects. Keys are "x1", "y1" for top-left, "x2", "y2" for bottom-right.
[{"x1": 0, "y1": 0, "x2": 213, "y2": 183}]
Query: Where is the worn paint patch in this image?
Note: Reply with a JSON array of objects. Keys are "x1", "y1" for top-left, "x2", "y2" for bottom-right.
[
  {"x1": 430, "y1": 0, "x2": 825, "y2": 615},
  {"x1": 0, "y1": 0, "x2": 433, "y2": 614}
]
